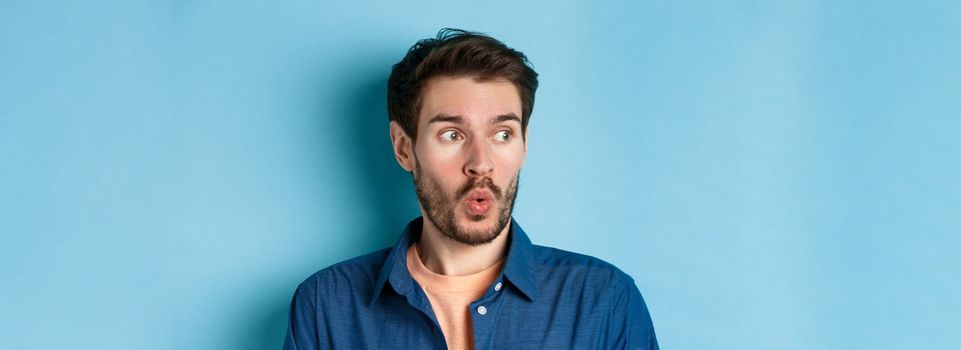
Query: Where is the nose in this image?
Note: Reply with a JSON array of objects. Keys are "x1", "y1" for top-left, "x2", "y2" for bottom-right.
[{"x1": 463, "y1": 137, "x2": 494, "y2": 177}]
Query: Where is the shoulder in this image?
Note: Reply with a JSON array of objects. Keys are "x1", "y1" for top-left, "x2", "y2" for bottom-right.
[
  {"x1": 294, "y1": 248, "x2": 392, "y2": 297},
  {"x1": 530, "y1": 244, "x2": 637, "y2": 289}
]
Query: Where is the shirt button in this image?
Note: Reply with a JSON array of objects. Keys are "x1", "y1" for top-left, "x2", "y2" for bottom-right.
[
  {"x1": 494, "y1": 282, "x2": 502, "y2": 291},
  {"x1": 477, "y1": 306, "x2": 487, "y2": 315}
]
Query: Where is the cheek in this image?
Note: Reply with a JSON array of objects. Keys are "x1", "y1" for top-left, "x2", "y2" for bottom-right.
[
  {"x1": 492, "y1": 149, "x2": 525, "y2": 185},
  {"x1": 415, "y1": 138, "x2": 462, "y2": 161},
  {"x1": 493, "y1": 144, "x2": 526, "y2": 170},
  {"x1": 415, "y1": 145, "x2": 463, "y2": 181}
]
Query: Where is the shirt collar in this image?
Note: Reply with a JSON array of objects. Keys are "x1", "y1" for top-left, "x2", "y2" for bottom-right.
[{"x1": 369, "y1": 216, "x2": 537, "y2": 306}]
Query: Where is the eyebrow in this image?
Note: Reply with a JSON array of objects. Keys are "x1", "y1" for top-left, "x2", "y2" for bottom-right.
[
  {"x1": 492, "y1": 113, "x2": 521, "y2": 125},
  {"x1": 427, "y1": 114, "x2": 463, "y2": 124},
  {"x1": 426, "y1": 113, "x2": 521, "y2": 125}
]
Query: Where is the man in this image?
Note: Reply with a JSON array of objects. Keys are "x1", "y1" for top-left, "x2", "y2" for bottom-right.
[{"x1": 284, "y1": 28, "x2": 658, "y2": 350}]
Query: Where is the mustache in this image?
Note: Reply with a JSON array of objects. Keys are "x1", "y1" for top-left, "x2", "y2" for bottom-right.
[{"x1": 455, "y1": 177, "x2": 502, "y2": 201}]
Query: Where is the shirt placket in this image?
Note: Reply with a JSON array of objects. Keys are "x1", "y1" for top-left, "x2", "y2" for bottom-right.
[{"x1": 468, "y1": 277, "x2": 507, "y2": 350}]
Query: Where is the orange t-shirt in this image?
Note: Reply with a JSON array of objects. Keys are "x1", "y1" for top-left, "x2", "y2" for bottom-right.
[{"x1": 407, "y1": 244, "x2": 504, "y2": 350}]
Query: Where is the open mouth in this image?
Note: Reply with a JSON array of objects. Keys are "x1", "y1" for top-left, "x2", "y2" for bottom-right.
[{"x1": 464, "y1": 190, "x2": 494, "y2": 216}]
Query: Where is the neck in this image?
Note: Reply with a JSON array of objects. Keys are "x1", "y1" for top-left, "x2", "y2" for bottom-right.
[{"x1": 415, "y1": 217, "x2": 511, "y2": 276}]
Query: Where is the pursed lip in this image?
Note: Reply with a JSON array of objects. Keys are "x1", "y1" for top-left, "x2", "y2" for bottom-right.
[
  {"x1": 463, "y1": 188, "x2": 494, "y2": 216},
  {"x1": 464, "y1": 189, "x2": 494, "y2": 202}
]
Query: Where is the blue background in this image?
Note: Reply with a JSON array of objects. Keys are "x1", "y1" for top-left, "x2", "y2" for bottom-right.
[{"x1": 2, "y1": 1, "x2": 959, "y2": 349}]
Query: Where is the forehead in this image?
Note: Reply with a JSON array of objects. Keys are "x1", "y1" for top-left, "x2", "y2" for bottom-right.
[{"x1": 418, "y1": 76, "x2": 522, "y2": 126}]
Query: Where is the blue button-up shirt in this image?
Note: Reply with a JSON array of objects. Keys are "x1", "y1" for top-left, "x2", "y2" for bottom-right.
[{"x1": 284, "y1": 217, "x2": 658, "y2": 349}]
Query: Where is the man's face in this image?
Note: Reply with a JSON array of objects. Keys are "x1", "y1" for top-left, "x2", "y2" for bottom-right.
[{"x1": 394, "y1": 76, "x2": 527, "y2": 246}]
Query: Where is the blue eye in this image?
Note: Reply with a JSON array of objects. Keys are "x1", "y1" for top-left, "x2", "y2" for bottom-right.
[
  {"x1": 440, "y1": 130, "x2": 462, "y2": 142},
  {"x1": 494, "y1": 130, "x2": 512, "y2": 142}
]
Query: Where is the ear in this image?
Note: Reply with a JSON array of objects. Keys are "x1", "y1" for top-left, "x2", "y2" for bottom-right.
[{"x1": 390, "y1": 121, "x2": 415, "y2": 172}]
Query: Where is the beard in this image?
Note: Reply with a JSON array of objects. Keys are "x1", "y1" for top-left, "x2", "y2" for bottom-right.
[{"x1": 413, "y1": 160, "x2": 519, "y2": 246}]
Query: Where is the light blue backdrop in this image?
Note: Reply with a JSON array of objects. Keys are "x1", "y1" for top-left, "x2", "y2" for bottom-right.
[{"x1": 2, "y1": 1, "x2": 959, "y2": 349}]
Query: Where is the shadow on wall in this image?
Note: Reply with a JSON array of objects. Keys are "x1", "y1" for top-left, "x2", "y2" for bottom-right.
[
  {"x1": 343, "y1": 64, "x2": 421, "y2": 250},
  {"x1": 238, "y1": 54, "x2": 419, "y2": 349}
]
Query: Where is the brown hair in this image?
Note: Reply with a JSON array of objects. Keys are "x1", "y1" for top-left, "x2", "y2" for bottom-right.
[{"x1": 387, "y1": 28, "x2": 539, "y2": 142}]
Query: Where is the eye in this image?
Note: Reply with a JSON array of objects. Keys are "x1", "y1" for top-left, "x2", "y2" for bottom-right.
[
  {"x1": 494, "y1": 130, "x2": 512, "y2": 142},
  {"x1": 439, "y1": 130, "x2": 463, "y2": 142}
]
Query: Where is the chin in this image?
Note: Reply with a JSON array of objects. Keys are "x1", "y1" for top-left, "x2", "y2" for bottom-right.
[
  {"x1": 459, "y1": 213, "x2": 494, "y2": 226},
  {"x1": 455, "y1": 209, "x2": 495, "y2": 227},
  {"x1": 444, "y1": 211, "x2": 508, "y2": 246}
]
